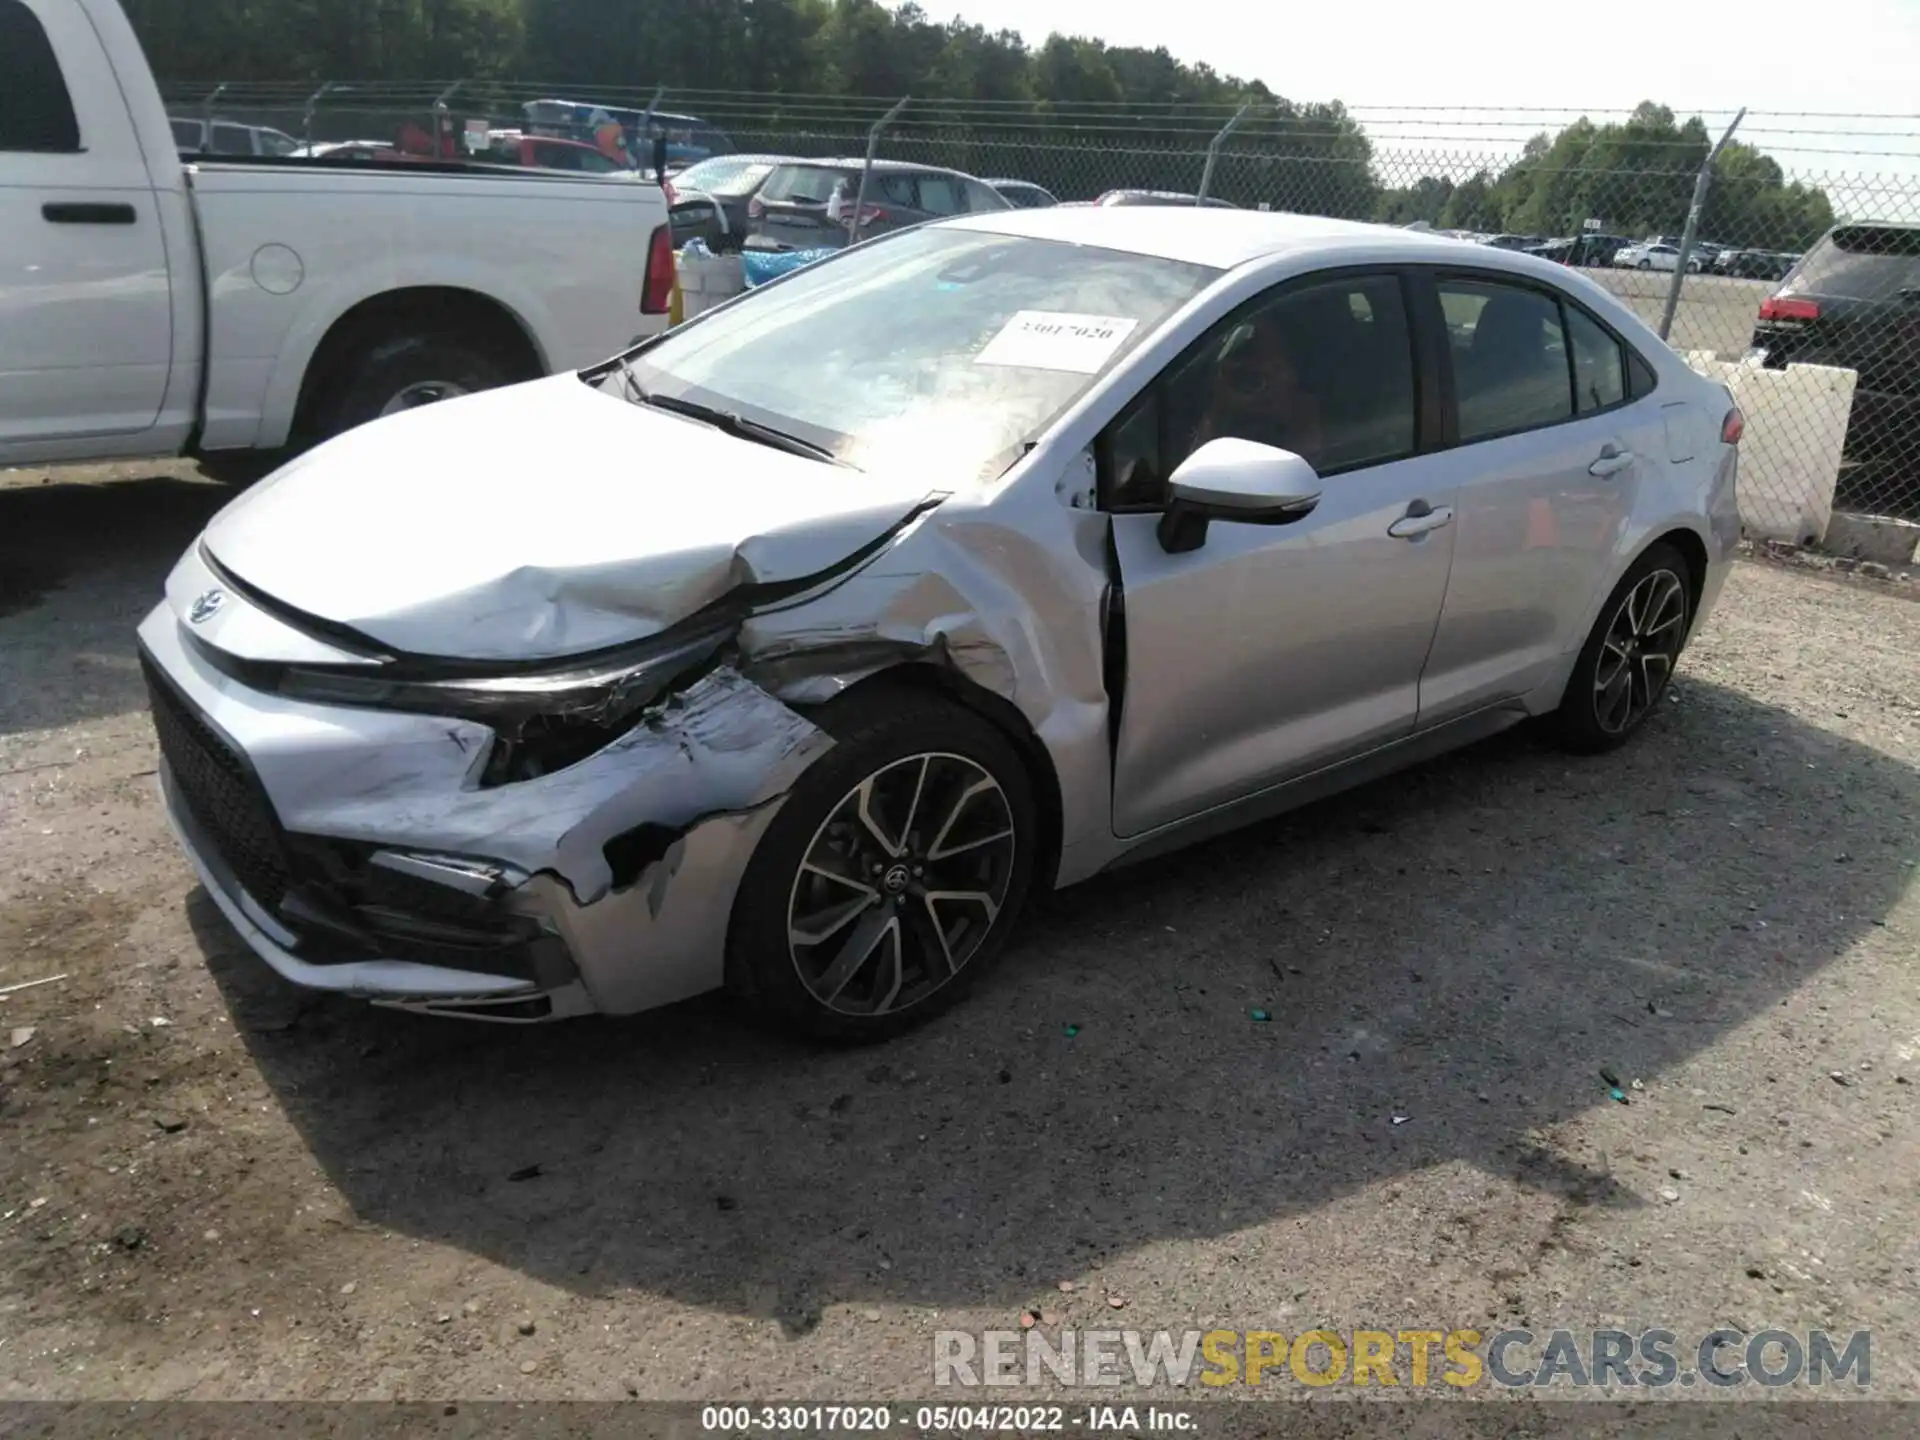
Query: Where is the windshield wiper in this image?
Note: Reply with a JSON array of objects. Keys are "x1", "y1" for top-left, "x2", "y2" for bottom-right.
[{"x1": 619, "y1": 366, "x2": 850, "y2": 467}]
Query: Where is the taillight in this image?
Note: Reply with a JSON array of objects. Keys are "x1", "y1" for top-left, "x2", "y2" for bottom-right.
[
  {"x1": 1757, "y1": 296, "x2": 1819, "y2": 322},
  {"x1": 641, "y1": 224, "x2": 674, "y2": 314},
  {"x1": 661, "y1": 178, "x2": 677, "y2": 204},
  {"x1": 1722, "y1": 406, "x2": 1745, "y2": 445},
  {"x1": 855, "y1": 204, "x2": 888, "y2": 226},
  {"x1": 747, "y1": 194, "x2": 765, "y2": 220}
]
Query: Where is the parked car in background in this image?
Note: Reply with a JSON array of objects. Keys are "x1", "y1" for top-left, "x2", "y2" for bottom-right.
[
  {"x1": 745, "y1": 158, "x2": 1011, "y2": 250},
  {"x1": 1481, "y1": 233, "x2": 1544, "y2": 251},
  {"x1": 986, "y1": 178, "x2": 1060, "y2": 209},
  {"x1": 1715, "y1": 248, "x2": 1798, "y2": 281},
  {"x1": 486, "y1": 131, "x2": 637, "y2": 175},
  {"x1": 169, "y1": 116, "x2": 299, "y2": 157},
  {"x1": 663, "y1": 153, "x2": 795, "y2": 251},
  {"x1": 1095, "y1": 189, "x2": 1238, "y2": 209},
  {"x1": 135, "y1": 206, "x2": 1741, "y2": 1036},
  {"x1": 287, "y1": 139, "x2": 414, "y2": 162},
  {"x1": 1749, "y1": 221, "x2": 1920, "y2": 516},
  {"x1": 1615, "y1": 242, "x2": 1701, "y2": 273},
  {"x1": 1531, "y1": 233, "x2": 1629, "y2": 268},
  {"x1": 1, "y1": 0, "x2": 675, "y2": 470},
  {"x1": 522, "y1": 99, "x2": 734, "y2": 173}
]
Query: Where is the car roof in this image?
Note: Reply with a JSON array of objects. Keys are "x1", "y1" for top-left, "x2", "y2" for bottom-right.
[
  {"x1": 681, "y1": 152, "x2": 794, "y2": 167},
  {"x1": 788, "y1": 157, "x2": 979, "y2": 178},
  {"x1": 940, "y1": 205, "x2": 1516, "y2": 271}
]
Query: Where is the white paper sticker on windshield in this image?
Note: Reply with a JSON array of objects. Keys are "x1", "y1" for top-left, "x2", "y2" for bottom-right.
[{"x1": 974, "y1": 312, "x2": 1139, "y2": 374}]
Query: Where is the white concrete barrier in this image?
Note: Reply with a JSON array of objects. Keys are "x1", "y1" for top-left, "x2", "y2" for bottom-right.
[{"x1": 1684, "y1": 353, "x2": 1856, "y2": 547}]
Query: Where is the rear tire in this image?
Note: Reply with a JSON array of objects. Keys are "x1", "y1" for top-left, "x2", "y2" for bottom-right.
[
  {"x1": 1550, "y1": 542, "x2": 1692, "y2": 754},
  {"x1": 311, "y1": 331, "x2": 519, "y2": 441},
  {"x1": 725, "y1": 688, "x2": 1039, "y2": 1043}
]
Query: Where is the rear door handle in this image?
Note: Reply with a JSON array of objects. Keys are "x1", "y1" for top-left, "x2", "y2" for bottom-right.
[
  {"x1": 43, "y1": 202, "x2": 137, "y2": 225},
  {"x1": 1388, "y1": 502, "x2": 1455, "y2": 539},
  {"x1": 1589, "y1": 444, "x2": 1635, "y2": 477}
]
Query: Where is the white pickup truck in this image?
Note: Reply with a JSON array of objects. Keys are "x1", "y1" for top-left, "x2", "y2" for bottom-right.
[{"x1": 0, "y1": 0, "x2": 674, "y2": 470}]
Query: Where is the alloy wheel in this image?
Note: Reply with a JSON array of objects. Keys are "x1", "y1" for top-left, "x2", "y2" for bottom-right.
[
  {"x1": 786, "y1": 753, "x2": 1018, "y2": 1017},
  {"x1": 1593, "y1": 568, "x2": 1687, "y2": 735}
]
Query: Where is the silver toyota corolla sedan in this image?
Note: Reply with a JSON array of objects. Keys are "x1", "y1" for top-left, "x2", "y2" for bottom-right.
[{"x1": 140, "y1": 208, "x2": 1743, "y2": 1038}]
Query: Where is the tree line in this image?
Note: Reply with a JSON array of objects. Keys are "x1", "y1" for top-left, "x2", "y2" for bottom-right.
[{"x1": 123, "y1": 0, "x2": 1837, "y2": 247}]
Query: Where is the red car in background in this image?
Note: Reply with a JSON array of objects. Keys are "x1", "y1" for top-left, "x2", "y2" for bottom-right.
[{"x1": 490, "y1": 132, "x2": 636, "y2": 175}]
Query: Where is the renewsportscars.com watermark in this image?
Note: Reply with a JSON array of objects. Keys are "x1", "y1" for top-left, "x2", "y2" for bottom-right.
[{"x1": 934, "y1": 1327, "x2": 1872, "y2": 1390}]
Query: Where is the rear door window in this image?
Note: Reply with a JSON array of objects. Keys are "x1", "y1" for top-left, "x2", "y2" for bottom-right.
[
  {"x1": 872, "y1": 173, "x2": 920, "y2": 208},
  {"x1": 209, "y1": 123, "x2": 255, "y2": 155},
  {"x1": 0, "y1": 0, "x2": 81, "y2": 153},
  {"x1": 1786, "y1": 225, "x2": 1920, "y2": 300},
  {"x1": 964, "y1": 179, "x2": 1010, "y2": 211},
  {"x1": 1439, "y1": 279, "x2": 1573, "y2": 441},
  {"x1": 761, "y1": 165, "x2": 850, "y2": 205},
  {"x1": 1566, "y1": 306, "x2": 1626, "y2": 414},
  {"x1": 170, "y1": 118, "x2": 204, "y2": 150},
  {"x1": 913, "y1": 174, "x2": 967, "y2": 216}
]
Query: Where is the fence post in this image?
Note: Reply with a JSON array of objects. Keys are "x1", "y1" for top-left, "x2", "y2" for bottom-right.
[
  {"x1": 1659, "y1": 107, "x2": 1746, "y2": 341},
  {"x1": 1196, "y1": 101, "x2": 1252, "y2": 203},
  {"x1": 853, "y1": 96, "x2": 909, "y2": 243},
  {"x1": 642, "y1": 85, "x2": 665, "y2": 178},
  {"x1": 431, "y1": 80, "x2": 465, "y2": 157},
  {"x1": 301, "y1": 82, "x2": 337, "y2": 147}
]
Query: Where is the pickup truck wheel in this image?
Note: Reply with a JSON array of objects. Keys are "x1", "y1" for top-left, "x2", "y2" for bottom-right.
[{"x1": 314, "y1": 332, "x2": 516, "y2": 440}]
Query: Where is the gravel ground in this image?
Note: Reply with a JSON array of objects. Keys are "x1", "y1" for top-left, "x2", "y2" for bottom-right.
[
  {"x1": 1588, "y1": 269, "x2": 1772, "y2": 360},
  {"x1": 1, "y1": 463, "x2": 1917, "y2": 1405}
]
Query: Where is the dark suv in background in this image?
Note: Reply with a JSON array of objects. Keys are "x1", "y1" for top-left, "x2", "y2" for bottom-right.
[
  {"x1": 745, "y1": 159, "x2": 1011, "y2": 250},
  {"x1": 1750, "y1": 222, "x2": 1920, "y2": 517}
]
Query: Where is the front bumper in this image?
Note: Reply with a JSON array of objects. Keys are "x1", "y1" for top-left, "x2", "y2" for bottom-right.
[{"x1": 139, "y1": 598, "x2": 831, "y2": 1020}]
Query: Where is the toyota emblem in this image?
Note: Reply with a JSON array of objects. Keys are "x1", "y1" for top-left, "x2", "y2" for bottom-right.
[{"x1": 188, "y1": 588, "x2": 225, "y2": 624}]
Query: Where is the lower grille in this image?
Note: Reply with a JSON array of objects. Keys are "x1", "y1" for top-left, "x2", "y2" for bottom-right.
[{"x1": 142, "y1": 654, "x2": 292, "y2": 911}]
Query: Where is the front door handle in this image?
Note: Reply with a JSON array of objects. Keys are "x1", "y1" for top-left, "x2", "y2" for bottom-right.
[
  {"x1": 43, "y1": 202, "x2": 138, "y2": 225},
  {"x1": 1388, "y1": 502, "x2": 1455, "y2": 539},
  {"x1": 1589, "y1": 444, "x2": 1635, "y2": 477}
]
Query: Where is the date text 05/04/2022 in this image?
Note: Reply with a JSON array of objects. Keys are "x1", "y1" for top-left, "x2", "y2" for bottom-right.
[{"x1": 699, "y1": 1404, "x2": 1197, "y2": 1432}]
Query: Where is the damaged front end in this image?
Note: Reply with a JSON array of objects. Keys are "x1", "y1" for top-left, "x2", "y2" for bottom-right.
[{"x1": 143, "y1": 429, "x2": 1118, "y2": 1022}]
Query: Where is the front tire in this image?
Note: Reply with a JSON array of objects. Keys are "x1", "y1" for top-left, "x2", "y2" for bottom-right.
[
  {"x1": 1551, "y1": 543, "x2": 1692, "y2": 754},
  {"x1": 725, "y1": 688, "x2": 1040, "y2": 1042},
  {"x1": 312, "y1": 331, "x2": 519, "y2": 441}
]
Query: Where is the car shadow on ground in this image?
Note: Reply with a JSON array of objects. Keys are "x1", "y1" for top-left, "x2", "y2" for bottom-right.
[
  {"x1": 0, "y1": 470, "x2": 231, "y2": 736},
  {"x1": 191, "y1": 671, "x2": 1917, "y2": 1334}
]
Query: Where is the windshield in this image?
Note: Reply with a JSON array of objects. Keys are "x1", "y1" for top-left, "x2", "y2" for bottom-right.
[
  {"x1": 616, "y1": 226, "x2": 1218, "y2": 487},
  {"x1": 761, "y1": 164, "x2": 857, "y2": 204},
  {"x1": 675, "y1": 156, "x2": 778, "y2": 197}
]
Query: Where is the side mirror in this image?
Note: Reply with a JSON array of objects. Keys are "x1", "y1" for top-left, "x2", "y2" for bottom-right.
[{"x1": 1156, "y1": 437, "x2": 1322, "y2": 554}]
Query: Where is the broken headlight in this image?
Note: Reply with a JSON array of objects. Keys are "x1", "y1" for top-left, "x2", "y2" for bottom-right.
[{"x1": 276, "y1": 623, "x2": 733, "y2": 785}]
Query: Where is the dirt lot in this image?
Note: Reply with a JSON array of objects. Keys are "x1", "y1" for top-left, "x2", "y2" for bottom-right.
[
  {"x1": 1589, "y1": 269, "x2": 1772, "y2": 360},
  {"x1": 2, "y1": 464, "x2": 1918, "y2": 1404}
]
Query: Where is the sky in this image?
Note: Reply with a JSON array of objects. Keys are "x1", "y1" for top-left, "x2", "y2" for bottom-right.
[{"x1": 906, "y1": 0, "x2": 1920, "y2": 179}]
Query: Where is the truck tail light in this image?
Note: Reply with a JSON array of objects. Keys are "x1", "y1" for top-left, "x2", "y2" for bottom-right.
[
  {"x1": 1721, "y1": 406, "x2": 1745, "y2": 445},
  {"x1": 641, "y1": 224, "x2": 674, "y2": 314},
  {"x1": 661, "y1": 178, "x2": 677, "y2": 204},
  {"x1": 1757, "y1": 296, "x2": 1819, "y2": 322},
  {"x1": 855, "y1": 204, "x2": 889, "y2": 226},
  {"x1": 747, "y1": 194, "x2": 765, "y2": 220}
]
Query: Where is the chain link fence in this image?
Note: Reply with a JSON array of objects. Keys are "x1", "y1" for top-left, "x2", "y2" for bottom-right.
[{"x1": 159, "y1": 81, "x2": 1920, "y2": 542}]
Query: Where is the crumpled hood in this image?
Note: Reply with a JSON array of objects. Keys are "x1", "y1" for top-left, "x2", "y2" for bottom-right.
[{"x1": 200, "y1": 374, "x2": 941, "y2": 662}]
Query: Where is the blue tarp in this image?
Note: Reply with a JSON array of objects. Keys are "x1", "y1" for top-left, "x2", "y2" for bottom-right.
[{"x1": 742, "y1": 247, "x2": 840, "y2": 288}]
